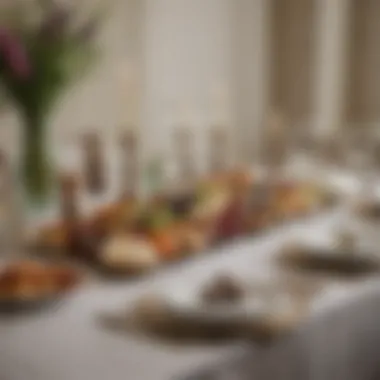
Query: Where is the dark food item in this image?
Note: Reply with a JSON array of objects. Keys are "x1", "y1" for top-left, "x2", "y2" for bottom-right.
[
  {"x1": 358, "y1": 202, "x2": 380, "y2": 220},
  {"x1": 167, "y1": 192, "x2": 197, "y2": 217},
  {"x1": 67, "y1": 220, "x2": 103, "y2": 260},
  {"x1": 58, "y1": 174, "x2": 80, "y2": 253},
  {"x1": 202, "y1": 274, "x2": 245, "y2": 304},
  {"x1": 59, "y1": 174, "x2": 80, "y2": 223},
  {"x1": 280, "y1": 247, "x2": 380, "y2": 277}
]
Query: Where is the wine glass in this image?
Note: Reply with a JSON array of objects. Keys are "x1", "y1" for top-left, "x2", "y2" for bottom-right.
[
  {"x1": 263, "y1": 111, "x2": 290, "y2": 182},
  {"x1": 345, "y1": 128, "x2": 374, "y2": 194},
  {"x1": 286, "y1": 123, "x2": 323, "y2": 180}
]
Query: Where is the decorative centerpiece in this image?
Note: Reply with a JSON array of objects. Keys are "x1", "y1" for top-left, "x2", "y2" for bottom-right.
[{"x1": 0, "y1": 1, "x2": 105, "y2": 207}]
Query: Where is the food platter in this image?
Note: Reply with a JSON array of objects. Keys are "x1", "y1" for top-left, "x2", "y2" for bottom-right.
[
  {"x1": 159, "y1": 274, "x2": 301, "y2": 325},
  {"x1": 124, "y1": 271, "x2": 318, "y2": 346},
  {"x1": 0, "y1": 260, "x2": 81, "y2": 314},
  {"x1": 31, "y1": 169, "x2": 340, "y2": 277}
]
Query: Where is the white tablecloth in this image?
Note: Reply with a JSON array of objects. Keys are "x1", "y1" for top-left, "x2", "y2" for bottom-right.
[
  {"x1": 1, "y1": 206, "x2": 380, "y2": 380},
  {"x1": 2, "y1": 166, "x2": 380, "y2": 380}
]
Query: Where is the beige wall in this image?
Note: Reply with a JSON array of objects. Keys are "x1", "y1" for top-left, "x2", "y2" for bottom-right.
[
  {"x1": 141, "y1": 0, "x2": 233, "y2": 171},
  {"x1": 232, "y1": 0, "x2": 271, "y2": 163},
  {"x1": 346, "y1": 0, "x2": 380, "y2": 124},
  {"x1": 1, "y1": 0, "x2": 380, "y2": 163},
  {"x1": 270, "y1": 0, "x2": 315, "y2": 125}
]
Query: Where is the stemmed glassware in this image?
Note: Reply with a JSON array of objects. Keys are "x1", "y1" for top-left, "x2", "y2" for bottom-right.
[
  {"x1": 262, "y1": 111, "x2": 290, "y2": 181},
  {"x1": 298, "y1": 131, "x2": 339, "y2": 188},
  {"x1": 341, "y1": 125, "x2": 380, "y2": 250},
  {"x1": 286, "y1": 122, "x2": 323, "y2": 181},
  {"x1": 366, "y1": 124, "x2": 380, "y2": 194},
  {"x1": 342, "y1": 127, "x2": 375, "y2": 198}
]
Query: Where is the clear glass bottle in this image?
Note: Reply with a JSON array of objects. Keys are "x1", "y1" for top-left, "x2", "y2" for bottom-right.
[{"x1": 0, "y1": 150, "x2": 23, "y2": 258}]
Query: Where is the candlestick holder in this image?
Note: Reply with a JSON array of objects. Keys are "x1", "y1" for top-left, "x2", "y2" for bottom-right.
[
  {"x1": 208, "y1": 126, "x2": 228, "y2": 175},
  {"x1": 0, "y1": 149, "x2": 18, "y2": 255},
  {"x1": 59, "y1": 173, "x2": 80, "y2": 224},
  {"x1": 262, "y1": 111, "x2": 289, "y2": 178},
  {"x1": 82, "y1": 132, "x2": 106, "y2": 195},
  {"x1": 120, "y1": 130, "x2": 139, "y2": 199},
  {"x1": 173, "y1": 127, "x2": 196, "y2": 191}
]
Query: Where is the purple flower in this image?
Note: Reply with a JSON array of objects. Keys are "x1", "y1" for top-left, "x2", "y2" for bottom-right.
[{"x1": 0, "y1": 28, "x2": 31, "y2": 80}]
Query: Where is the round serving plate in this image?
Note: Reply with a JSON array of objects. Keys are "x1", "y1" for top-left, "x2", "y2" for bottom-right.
[
  {"x1": 0, "y1": 293, "x2": 65, "y2": 315},
  {"x1": 94, "y1": 260, "x2": 157, "y2": 281},
  {"x1": 0, "y1": 259, "x2": 81, "y2": 315},
  {"x1": 345, "y1": 195, "x2": 380, "y2": 252},
  {"x1": 161, "y1": 280, "x2": 295, "y2": 325},
  {"x1": 280, "y1": 237, "x2": 380, "y2": 278}
]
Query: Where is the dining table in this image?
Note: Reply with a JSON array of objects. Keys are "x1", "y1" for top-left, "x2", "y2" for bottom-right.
[{"x1": 1, "y1": 163, "x2": 380, "y2": 380}]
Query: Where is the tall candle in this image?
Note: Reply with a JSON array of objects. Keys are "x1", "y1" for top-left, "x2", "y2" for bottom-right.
[
  {"x1": 59, "y1": 173, "x2": 80, "y2": 224},
  {"x1": 120, "y1": 130, "x2": 139, "y2": 198},
  {"x1": 174, "y1": 127, "x2": 195, "y2": 190},
  {"x1": 263, "y1": 111, "x2": 289, "y2": 175},
  {"x1": 82, "y1": 132, "x2": 105, "y2": 194},
  {"x1": 209, "y1": 126, "x2": 228, "y2": 174}
]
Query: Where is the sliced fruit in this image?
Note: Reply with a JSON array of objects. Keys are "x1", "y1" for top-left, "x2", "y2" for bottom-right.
[{"x1": 149, "y1": 228, "x2": 181, "y2": 260}]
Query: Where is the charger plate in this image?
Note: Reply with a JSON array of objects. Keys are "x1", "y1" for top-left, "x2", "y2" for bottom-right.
[{"x1": 279, "y1": 242, "x2": 380, "y2": 277}]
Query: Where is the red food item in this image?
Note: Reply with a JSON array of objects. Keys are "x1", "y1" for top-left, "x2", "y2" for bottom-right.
[
  {"x1": 48, "y1": 266, "x2": 81, "y2": 291},
  {"x1": 215, "y1": 198, "x2": 247, "y2": 239},
  {"x1": 0, "y1": 261, "x2": 81, "y2": 298},
  {"x1": 149, "y1": 229, "x2": 181, "y2": 261}
]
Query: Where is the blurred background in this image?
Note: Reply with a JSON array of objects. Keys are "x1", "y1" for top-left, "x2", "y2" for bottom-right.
[
  {"x1": 1, "y1": 0, "x2": 373, "y2": 167},
  {"x1": 1, "y1": 2, "x2": 380, "y2": 380}
]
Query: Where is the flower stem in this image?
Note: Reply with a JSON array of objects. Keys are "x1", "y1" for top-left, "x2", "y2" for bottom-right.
[{"x1": 21, "y1": 116, "x2": 53, "y2": 206}]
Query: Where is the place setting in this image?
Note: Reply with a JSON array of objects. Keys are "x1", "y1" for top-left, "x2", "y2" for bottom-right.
[
  {"x1": 277, "y1": 219, "x2": 380, "y2": 279},
  {"x1": 98, "y1": 268, "x2": 323, "y2": 347}
]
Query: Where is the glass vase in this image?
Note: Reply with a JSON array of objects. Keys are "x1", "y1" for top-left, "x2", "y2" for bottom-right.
[
  {"x1": 21, "y1": 113, "x2": 54, "y2": 205},
  {"x1": 19, "y1": 113, "x2": 57, "y2": 242}
]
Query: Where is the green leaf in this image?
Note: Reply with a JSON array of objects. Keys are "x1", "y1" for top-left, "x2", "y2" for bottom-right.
[
  {"x1": 146, "y1": 207, "x2": 175, "y2": 232},
  {"x1": 0, "y1": 1, "x2": 102, "y2": 122}
]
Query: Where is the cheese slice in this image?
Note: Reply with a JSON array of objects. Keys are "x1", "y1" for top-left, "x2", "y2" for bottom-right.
[{"x1": 101, "y1": 234, "x2": 159, "y2": 271}]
